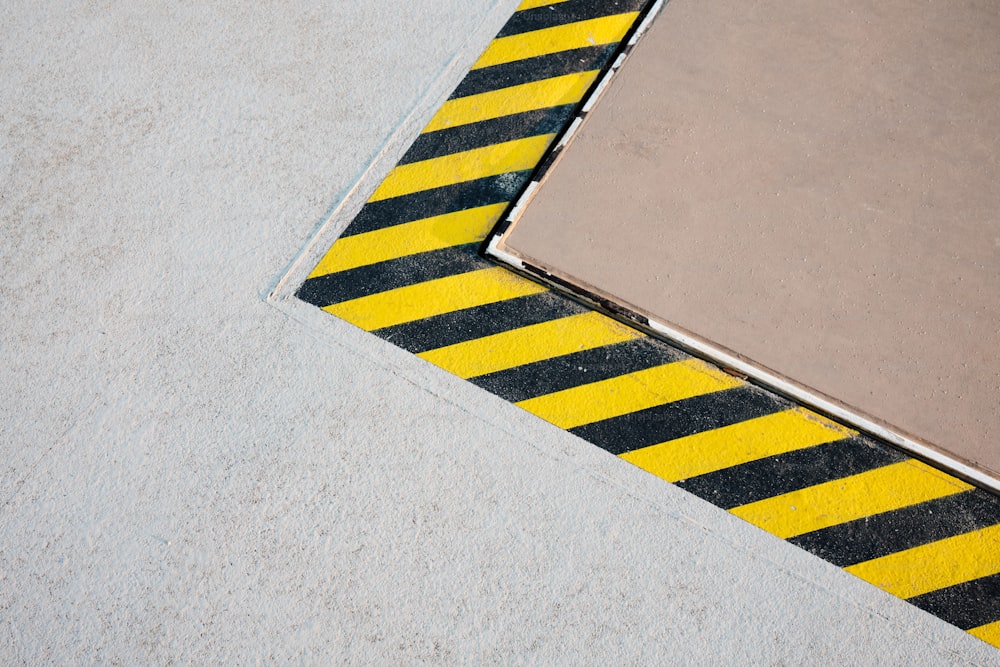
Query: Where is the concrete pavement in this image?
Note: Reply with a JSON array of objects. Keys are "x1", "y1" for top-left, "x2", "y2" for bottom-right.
[{"x1": 2, "y1": 1, "x2": 998, "y2": 662}]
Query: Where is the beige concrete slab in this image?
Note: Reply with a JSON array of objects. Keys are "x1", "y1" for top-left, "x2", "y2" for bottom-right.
[{"x1": 495, "y1": 0, "x2": 1000, "y2": 478}]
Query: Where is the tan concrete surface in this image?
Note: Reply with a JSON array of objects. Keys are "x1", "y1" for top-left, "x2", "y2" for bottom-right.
[{"x1": 500, "y1": 0, "x2": 1000, "y2": 477}]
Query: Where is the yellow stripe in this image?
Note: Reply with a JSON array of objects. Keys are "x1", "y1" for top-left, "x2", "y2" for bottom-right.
[
  {"x1": 845, "y1": 523, "x2": 1000, "y2": 599},
  {"x1": 621, "y1": 409, "x2": 855, "y2": 483},
  {"x1": 729, "y1": 460, "x2": 973, "y2": 539},
  {"x1": 516, "y1": 359, "x2": 741, "y2": 430},
  {"x1": 369, "y1": 135, "x2": 555, "y2": 202},
  {"x1": 517, "y1": 0, "x2": 570, "y2": 10},
  {"x1": 425, "y1": 70, "x2": 599, "y2": 131},
  {"x1": 323, "y1": 266, "x2": 547, "y2": 331},
  {"x1": 969, "y1": 620, "x2": 1000, "y2": 648},
  {"x1": 307, "y1": 204, "x2": 506, "y2": 278},
  {"x1": 472, "y1": 13, "x2": 639, "y2": 70},
  {"x1": 417, "y1": 310, "x2": 640, "y2": 379}
]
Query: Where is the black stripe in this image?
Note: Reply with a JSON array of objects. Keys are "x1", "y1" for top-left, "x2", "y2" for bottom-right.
[
  {"x1": 295, "y1": 245, "x2": 483, "y2": 307},
  {"x1": 400, "y1": 106, "x2": 576, "y2": 166},
  {"x1": 789, "y1": 490, "x2": 1000, "y2": 568},
  {"x1": 342, "y1": 172, "x2": 532, "y2": 237},
  {"x1": 571, "y1": 384, "x2": 788, "y2": 457},
  {"x1": 907, "y1": 572, "x2": 1000, "y2": 631},
  {"x1": 499, "y1": 0, "x2": 650, "y2": 38},
  {"x1": 451, "y1": 45, "x2": 616, "y2": 100},
  {"x1": 676, "y1": 437, "x2": 908, "y2": 510},
  {"x1": 470, "y1": 335, "x2": 682, "y2": 402},
  {"x1": 373, "y1": 291, "x2": 588, "y2": 354}
]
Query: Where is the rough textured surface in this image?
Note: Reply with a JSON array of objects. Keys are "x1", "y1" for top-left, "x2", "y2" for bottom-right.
[
  {"x1": 503, "y1": 0, "x2": 1000, "y2": 477},
  {"x1": 1, "y1": 1, "x2": 998, "y2": 663}
]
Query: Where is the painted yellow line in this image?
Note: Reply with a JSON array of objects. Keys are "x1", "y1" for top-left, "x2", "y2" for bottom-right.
[
  {"x1": 426, "y1": 70, "x2": 600, "y2": 131},
  {"x1": 307, "y1": 204, "x2": 506, "y2": 278},
  {"x1": 368, "y1": 134, "x2": 555, "y2": 202},
  {"x1": 515, "y1": 358, "x2": 740, "y2": 430},
  {"x1": 621, "y1": 408, "x2": 855, "y2": 483},
  {"x1": 969, "y1": 620, "x2": 1000, "y2": 648},
  {"x1": 323, "y1": 266, "x2": 547, "y2": 331},
  {"x1": 729, "y1": 460, "x2": 973, "y2": 539},
  {"x1": 472, "y1": 13, "x2": 640, "y2": 70},
  {"x1": 846, "y1": 523, "x2": 1000, "y2": 599},
  {"x1": 417, "y1": 310, "x2": 640, "y2": 379},
  {"x1": 517, "y1": 0, "x2": 570, "y2": 10}
]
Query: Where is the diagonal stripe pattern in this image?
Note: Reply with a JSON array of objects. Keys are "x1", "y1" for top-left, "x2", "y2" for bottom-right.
[{"x1": 295, "y1": 0, "x2": 1000, "y2": 649}]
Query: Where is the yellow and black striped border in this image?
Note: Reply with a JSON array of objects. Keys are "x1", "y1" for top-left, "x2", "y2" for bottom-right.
[{"x1": 293, "y1": 0, "x2": 1000, "y2": 648}]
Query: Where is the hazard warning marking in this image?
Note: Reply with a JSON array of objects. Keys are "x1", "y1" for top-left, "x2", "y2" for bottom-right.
[{"x1": 293, "y1": 0, "x2": 1000, "y2": 648}]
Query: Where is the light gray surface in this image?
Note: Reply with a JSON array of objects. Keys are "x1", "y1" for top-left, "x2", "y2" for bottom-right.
[
  {"x1": 502, "y1": 0, "x2": 1000, "y2": 478},
  {"x1": 1, "y1": 1, "x2": 998, "y2": 663}
]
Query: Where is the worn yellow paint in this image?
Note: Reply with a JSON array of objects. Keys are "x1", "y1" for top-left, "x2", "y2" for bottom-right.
[
  {"x1": 969, "y1": 620, "x2": 1000, "y2": 648},
  {"x1": 517, "y1": 0, "x2": 570, "y2": 10},
  {"x1": 730, "y1": 460, "x2": 973, "y2": 539},
  {"x1": 308, "y1": 204, "x2": 506, "y2": 278},
  {"x1": 472, "y1": 13, "x2": 639, "y2": 70},
  {"x1": 515, "y1": 358, "x2": 740, "y2": 430},
  {"x1": 621, "y1": 408, "x2": 855, "y2": 483},
  {"x1": 426, "y1": 70, "x2": 600, "y2": 131},
  {"x1": 845, "y1": 523, "x2": 1000, "y2": 599},
  {"x1": 368, "y1": 134, "x2": 555, "y2": 202},
  {"x1": 323, "y1": 266, "x2": 547, "y2": 331},
  {"x1": 417, "y1": 310, "x2": 640, "y2": 379}
]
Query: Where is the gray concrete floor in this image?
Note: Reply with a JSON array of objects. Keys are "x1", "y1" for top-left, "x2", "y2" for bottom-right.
[{"x1": 1, "y1": 1, "x2": 998, "y2": 662}]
